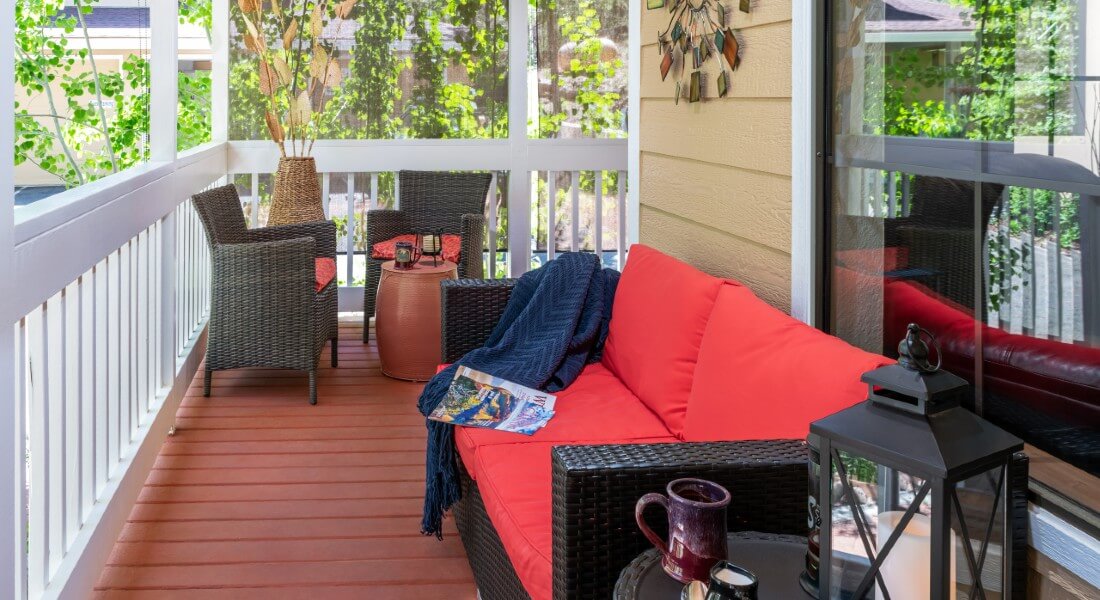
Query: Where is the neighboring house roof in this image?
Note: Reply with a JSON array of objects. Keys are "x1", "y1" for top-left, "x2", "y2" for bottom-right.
[
  {"x1": 868, "y1": 0, "x2": 974, "y2": 33},
  {"x1": 58, "y1": 7, "x2": 148, "y2": 29}
]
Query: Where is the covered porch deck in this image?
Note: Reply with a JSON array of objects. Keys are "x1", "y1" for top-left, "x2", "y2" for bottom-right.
[{"x1": 94, "y1": 323, "x2": 477, "y2": 598}]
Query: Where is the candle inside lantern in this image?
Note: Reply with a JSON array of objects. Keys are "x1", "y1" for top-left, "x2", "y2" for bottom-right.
[
  {"x1": 712, "y1": 567, "x2": 754, "y2": 586},
  {"x1": 877, "y1": 512, "x2": 956, "y2": 600},
  {"x1": 422, "y1": 234, "x2": 441, "y2": 254}
]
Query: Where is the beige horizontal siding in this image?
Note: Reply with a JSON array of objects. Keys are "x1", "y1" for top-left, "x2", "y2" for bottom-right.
[
  {"x1": 638, "y1": 0, "x2": 793, "y2": 310},
  {"x1": 640, "y1": 206, "x2": 791, "y2": 312}
]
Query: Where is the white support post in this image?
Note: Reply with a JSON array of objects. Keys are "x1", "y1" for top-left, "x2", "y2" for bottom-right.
[
  {"x1": 210, "y1": 0, "x2": 230, "y2": 142},
  {"x1": 791, "y1": 0, "x2": 822, "y2": 326},
  {"x1": 627, "y1": 0, "x2": 641, "y2": 250},
  {"x1": 506, "y1": 0, "x2": 531, "y2": 276},
  {"x1": 1, "y1": 0, "x2": 24, "y2": 596},
  {"x1": 149, "y1": 0, "x2": 179, "y2": 162}
]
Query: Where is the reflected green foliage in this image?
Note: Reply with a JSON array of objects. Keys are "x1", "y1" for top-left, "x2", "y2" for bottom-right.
[{"x1": 879, "y1": 0, "x2": 1082, "y2": 252}]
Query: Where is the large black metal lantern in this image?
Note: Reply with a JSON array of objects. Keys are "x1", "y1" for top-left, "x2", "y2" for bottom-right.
[{"x1": 809, "y1": 324, "x2": 1026, "y2": 600}]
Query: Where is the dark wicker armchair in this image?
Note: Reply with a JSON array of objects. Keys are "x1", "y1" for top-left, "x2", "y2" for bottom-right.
[
  {"x1": 439, "y1": 278, "x2": 1031, "y2": 600},
  {"x1": 192, "y1": 184, "x2": 338, "y2": 405},
  {"x1": 363, "y1": 170, "x2": 490, "y2": 341}
]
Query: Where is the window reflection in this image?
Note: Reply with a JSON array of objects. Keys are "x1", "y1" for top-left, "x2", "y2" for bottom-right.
[{"x1": 828, "y1": 0, "x2": 1100, "y2": 476}]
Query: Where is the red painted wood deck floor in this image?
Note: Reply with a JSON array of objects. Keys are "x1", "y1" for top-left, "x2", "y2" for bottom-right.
[{"x1": 95, "y1": 324, "x2": 478, "y2": 599}]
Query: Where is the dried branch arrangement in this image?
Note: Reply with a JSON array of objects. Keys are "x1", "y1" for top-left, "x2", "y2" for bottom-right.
[{"x1": 236, "y1": 0, "x2": 354, "y2": 157}]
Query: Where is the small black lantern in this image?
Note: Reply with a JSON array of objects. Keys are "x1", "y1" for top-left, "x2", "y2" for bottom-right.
[
  {"x1": 420, "y1": 230, "x2": 444, "y2": 267},
  {"x1": 809, "y1": 323, "x2": 1025, "y2": 600}
]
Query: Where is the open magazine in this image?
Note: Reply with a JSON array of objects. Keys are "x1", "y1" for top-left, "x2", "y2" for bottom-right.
[{"x1": 428, "y1": 366, "x2": 556, "y2": 435}]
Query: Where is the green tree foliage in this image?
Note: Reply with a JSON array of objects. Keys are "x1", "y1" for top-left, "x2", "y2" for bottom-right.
[{"x1": 14, "y1": 0, "x2": 214, "y2": 189}]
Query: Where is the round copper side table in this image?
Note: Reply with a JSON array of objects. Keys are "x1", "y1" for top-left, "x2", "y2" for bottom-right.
[{"x1": 375, "y1": 259, "x2": 457, "y2": 381}]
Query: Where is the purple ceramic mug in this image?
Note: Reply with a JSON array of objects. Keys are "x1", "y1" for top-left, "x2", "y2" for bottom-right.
[{"x1": 635, "y1": 478, "x2": 731, "y2": 583}]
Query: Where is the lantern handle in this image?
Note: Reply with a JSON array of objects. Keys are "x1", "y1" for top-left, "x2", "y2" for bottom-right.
[{"x1": 904, "y1": 324, "x2": 941, "y2": 373}]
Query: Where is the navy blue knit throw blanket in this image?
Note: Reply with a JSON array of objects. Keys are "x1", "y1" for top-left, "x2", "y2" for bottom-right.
[{"x1": 417, "y1": 252, "x2": 619, "y2": 538}]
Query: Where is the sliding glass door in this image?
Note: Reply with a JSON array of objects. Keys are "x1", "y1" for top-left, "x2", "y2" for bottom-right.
[{"x1": 824, "y1": 0, "x2": 1099, "y2": 477}]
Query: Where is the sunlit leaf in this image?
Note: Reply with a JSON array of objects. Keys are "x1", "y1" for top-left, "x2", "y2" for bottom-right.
[{"x1": 282, "y1": 18, "x2": 298, "y2": 51}]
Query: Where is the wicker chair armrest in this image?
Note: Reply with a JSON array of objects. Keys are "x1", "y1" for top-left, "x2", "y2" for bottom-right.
[
  {"x1": 440, "y1": 278, "x2": 516, "y2": 363},
  {"x1": 550, "y1": 440, "x2": 807, "y2": 600},
  {"x1": 243, "y1": 220, "x2": 336, "y2": 259},
  {"x1": 459, "y1": 213, "x2": 486, "y2": 279},
  {"x1": 366, "y1": 209, "x2": 410, "y2": 248}
]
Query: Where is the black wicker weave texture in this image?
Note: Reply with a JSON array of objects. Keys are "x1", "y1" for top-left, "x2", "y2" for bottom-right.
[
  {"x1": 192, "y1": 184, "x2": 338, "y2": 405},
  {"x1": 440, "y1": 278, "x2": 517, "y2": 363},
  {"x1": 454, "y1": 461, "x2": 533, "y2": 600},
  {"x1": 551, "y1": 441, "x2": 807, "y2": 600},
  {"x1": 363, "y1": 171, "x2": 491, "y2": 340}
]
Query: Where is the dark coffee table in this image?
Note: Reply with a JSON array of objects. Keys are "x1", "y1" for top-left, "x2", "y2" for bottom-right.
[{"x1": 614, "y1": 531, "x2": 815, "y2": 599}]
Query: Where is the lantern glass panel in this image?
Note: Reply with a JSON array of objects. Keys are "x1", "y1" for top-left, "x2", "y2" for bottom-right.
[
  {"x1": 949, "y1": 465, "x2": 1008, "y2": 600},
  {"x1": 829, "y1": 449, "x2": 932, "y2": 600}
]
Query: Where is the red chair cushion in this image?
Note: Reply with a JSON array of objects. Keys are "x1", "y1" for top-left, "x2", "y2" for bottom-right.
[
  {"x1": 314, "y1": 258, "x2": 336, "y2": 292},
  {"x1": 371, "y1": 234, "x2": 462, "y2": 264},
  {"x1": 684, "y1": 284, "x2": 891, "y2": 442},
  {"x1": 601, "y1": 244, "x2": 725, "y2": 437},
  {"x1": 473, "y1": 438, "x2": 677, "y2": 600},
  {"x1": 454, "y1": 363, "x2": 673, "y2": 479}
]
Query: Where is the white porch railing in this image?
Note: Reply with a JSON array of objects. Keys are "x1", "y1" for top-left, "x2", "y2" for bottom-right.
[
  {"x1": 226, "y1": 139, "x2": 630, "y2": 311},
  {"x1": 7, "y1": 143, "x2": 225, "y2": 599},
  {"x1": 4, "y1": 136, "x2": 630, "y2": 599}
]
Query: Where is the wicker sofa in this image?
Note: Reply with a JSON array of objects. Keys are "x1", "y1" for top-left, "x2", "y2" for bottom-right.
[{"x1": 440, "y1": 245, "x2": 900, "y2": 600}]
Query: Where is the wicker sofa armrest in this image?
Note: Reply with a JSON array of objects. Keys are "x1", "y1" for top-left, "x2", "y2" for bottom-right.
[
  {"x1": 459, "y1": 213, "x2": 486, "y2": 279},
  {"x1": 440, "y1": 278, "x2": 516, "y2": 363},
  {"x1": 550, "y1": 440, "x2": 808, "y2": 600},
  {"x1": 366, "y1": 209, "x2": 410, "y2": 247},
  {"x1": 244, "y1": 220, "x2": 336, "y2": 259}
]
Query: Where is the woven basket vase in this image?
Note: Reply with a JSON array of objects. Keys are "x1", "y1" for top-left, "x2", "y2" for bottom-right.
[{"x1": 268, "y1": 157, "x2": 325, "y2": 226}]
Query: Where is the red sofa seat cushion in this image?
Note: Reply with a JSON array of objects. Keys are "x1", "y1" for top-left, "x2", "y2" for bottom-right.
[
  {"x1": 314, "y1": 258, "x2": 336, "y2": 292},
  {"x1": 455, "y1": 363, "x2": 673, "y2": 478},
  {"x1": 474, "y1": 438, "x2": 677, "y2": 600},
  {"x1": 601, "y1": 244, "x2": 725, "y2": 437},
  {"x1": 684, "y1": 284, "x2": 891, "y2": 441},
  {"x1": 371, "y1": 233, "x2": 462, "y2": 264}
]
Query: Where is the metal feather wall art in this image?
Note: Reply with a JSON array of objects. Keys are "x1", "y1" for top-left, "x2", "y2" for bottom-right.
[{"x1": 653, "y1": 0, "x2": 747, "y2": 104}]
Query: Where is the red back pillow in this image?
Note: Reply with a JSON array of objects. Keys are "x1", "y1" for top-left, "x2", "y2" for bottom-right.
[
  {"x1": 684, "y1": 284, "x2": 891, "y2": 442},
  {"x1": 602, "y1": 244, "x2": 725, "y2": 436}
]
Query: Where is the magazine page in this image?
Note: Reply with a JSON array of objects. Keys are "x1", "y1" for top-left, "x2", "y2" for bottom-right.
[{"x1": 428, "y1": 366, "x2": 557, "y2": 435}]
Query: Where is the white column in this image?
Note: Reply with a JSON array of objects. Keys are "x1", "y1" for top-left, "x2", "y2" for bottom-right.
[
  {"x1": 0, "y1": 0, "x2": 25, "y2": 596},
  {"x1": 211, "y1": 0, "x2": 230, "y2": 142},
  {"x1": 150, "y1": 0, "x2": 179, "y2": 161},
  {"x1": 507, "y1": 0, "x2": 531, "y2": 276},
  {"x1": 791, "y1": 0, "x2": 821, "y2": 326},
  {"x1": 626, "y1": 0, "x2": 641, "y2": 252}
]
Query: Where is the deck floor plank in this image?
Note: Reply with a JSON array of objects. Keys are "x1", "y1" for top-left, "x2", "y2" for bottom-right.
[{"x1": 96, "y1": 324, "x2": 477, "y2": 597}]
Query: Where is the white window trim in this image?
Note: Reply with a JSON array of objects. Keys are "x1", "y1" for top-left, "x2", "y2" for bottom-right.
[{"x1": 791, "y1": 0, "x2": 820, "y2": 326}]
